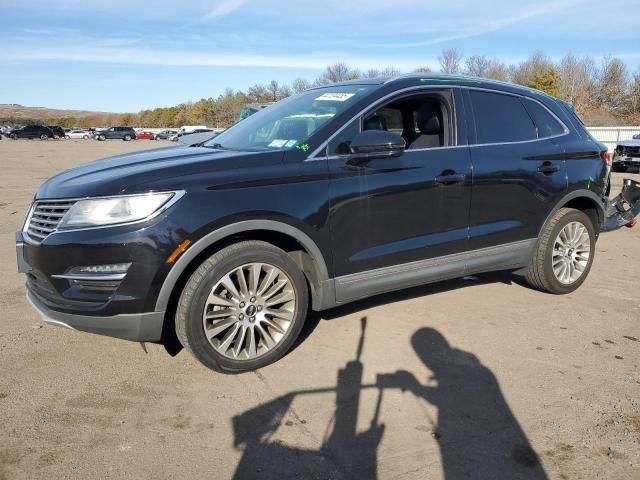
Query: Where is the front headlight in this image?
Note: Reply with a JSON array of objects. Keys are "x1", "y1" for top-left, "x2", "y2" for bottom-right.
[{"x1": 58, "y1": 191, "x2": 181, "y2": 229}]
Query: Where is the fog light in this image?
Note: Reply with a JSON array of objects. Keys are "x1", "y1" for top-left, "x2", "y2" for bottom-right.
[{"x1": 69, "y1": 263, "x2": 131, "y2": 275}]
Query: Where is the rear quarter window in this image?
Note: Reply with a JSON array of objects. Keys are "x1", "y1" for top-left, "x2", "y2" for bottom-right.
[
  {"x1": 523, "y1": 99, "x2": 565, "y2": 138},
  {"x1": 470, "y1": 90, "x2": 537, "y2": 144}
]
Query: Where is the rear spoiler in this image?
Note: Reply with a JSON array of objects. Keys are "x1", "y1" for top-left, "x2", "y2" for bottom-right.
[{"x1": 601, "y1": 179, "x2": 640, "y2": 232}]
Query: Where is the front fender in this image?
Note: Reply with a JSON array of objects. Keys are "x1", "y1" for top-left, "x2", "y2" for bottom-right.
[{"x1": 154, "y1": 219, "x2": 331, "y2": 314}]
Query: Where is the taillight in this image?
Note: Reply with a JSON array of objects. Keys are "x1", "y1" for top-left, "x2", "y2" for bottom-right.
[{"x1": 601, "y1": 151, "x2": 612, "y2": 167}]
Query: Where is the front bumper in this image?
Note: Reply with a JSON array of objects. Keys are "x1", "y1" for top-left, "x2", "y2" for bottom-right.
[{"x1": 26, "y1": 290, "x2": 164, "y2": 341}]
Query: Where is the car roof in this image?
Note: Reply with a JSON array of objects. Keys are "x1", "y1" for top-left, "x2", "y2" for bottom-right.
[{"x1": 323, "y1": 73, "x2": 556, "y2": 101}]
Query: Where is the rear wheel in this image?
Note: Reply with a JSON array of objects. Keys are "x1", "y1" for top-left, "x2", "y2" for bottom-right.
[
  {"x1": 83, "y1": 135, "x2": 89, "y2": 139},
  {"x1": 525, "y1": 208, "x2": 596, "y2": 294},
  {"x1": 176, "y1": 241, "x2": 309, "y2": 372},
  {"x1": 40, "y1": 134, "x2": 48, "y2": 140},
  {"x1": 10, "y1": 133, "x2": 17, "y2": 140}
]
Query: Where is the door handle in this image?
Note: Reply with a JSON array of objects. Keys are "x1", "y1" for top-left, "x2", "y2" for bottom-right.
[
  {"x1": 537, "y1": 163, "x2": 560, "y2": 175},
  {"x1": 434, "y1": 173, "x2": 466, "y2": 185}
]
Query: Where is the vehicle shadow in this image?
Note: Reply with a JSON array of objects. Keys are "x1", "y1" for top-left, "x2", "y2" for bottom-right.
[
  {"x1": 230, "y1": 318, "x2": 548, "y2": 479},
  {"x1": 295, "y1": 269, "x2": 527, "y2": 349}
]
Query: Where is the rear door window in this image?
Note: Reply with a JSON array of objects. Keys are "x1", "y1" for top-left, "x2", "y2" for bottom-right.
[
  {"x1": 522, "y1": 99, "x2": 565, "y2": 138},
  {"x1": 470, "y1": 90, "x2": 536, "y2": 144}
]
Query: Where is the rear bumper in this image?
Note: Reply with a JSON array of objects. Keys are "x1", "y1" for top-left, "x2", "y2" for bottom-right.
[
  {"x1": 602, "y1": 178, "x2": 640, "y2": 232},
  {"x1": 26, "y1": 290, "x2": 165, "y2": 342}
]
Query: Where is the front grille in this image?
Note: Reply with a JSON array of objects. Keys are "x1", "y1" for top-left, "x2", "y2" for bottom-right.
[
  {"x1": 26, "y1": 200, "x2": 76, "y2": 243},
  {"x1": 619, "y1": 145, "x2": 640, "y2": 157}
]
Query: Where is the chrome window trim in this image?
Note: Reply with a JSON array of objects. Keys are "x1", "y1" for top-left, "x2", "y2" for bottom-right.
[
  {"x1": 22, "y1": 190, "x2": 185, "y2": 244},
  {"x1": 465, "y1": 86, "x2": 570, "y2": 146},
  {"x1": 305, "y1": 84, "x2": 570, "y2": 161}
]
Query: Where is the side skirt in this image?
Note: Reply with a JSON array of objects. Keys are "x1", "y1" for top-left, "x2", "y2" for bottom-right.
[{"x1": 323, "y1": 239, "x2": 535, "y2": 307}]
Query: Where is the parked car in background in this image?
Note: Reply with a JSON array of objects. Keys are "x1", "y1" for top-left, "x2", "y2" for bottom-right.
[
  {"x1": 93, "y1": 126, "x2": 137, "y2": 141},
  {"x1": 155, "y1": 129, "x2": 178, "y2": 140},
  {"x1": 136, "y1": 131, "x2": 156, "y2": 140},
  {"x1": 16, "y1": 75, "x2": 640, "y2": 373},
  {"x1": 9, "y1": 125, "x2": 55, "y2": 140},
  {"x1": 176, "y1": 129, "x2": 218, "y2": 146},
  {"x1": 67, "y1": 129, "x2": 91, "y2": 139},
  {"x1": 47, "y1": 126, "x2": 66, "y2": 139},
  {"x1": 613, "y1": 137, "x2": 640, "y2": 172},
  {"x1": 236, "y1": 103, "x2": 273, "y2": 123}
]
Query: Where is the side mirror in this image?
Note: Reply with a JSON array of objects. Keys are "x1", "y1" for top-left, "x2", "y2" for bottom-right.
[{"x1": 349, "y1": 130, "x2": 405, "y2": 160}]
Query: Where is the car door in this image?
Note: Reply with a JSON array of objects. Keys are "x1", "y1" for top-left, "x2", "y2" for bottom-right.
[
  {"x1": 22, "y1": 126, "x2": 35, "y2": 139},
  {"x1": 106, "y1": 127, "x2": 116, "y2": 139},
  {"x1": 465, "y1": 89, "x2": 567, "y2": 255},
  {"x1": 327, "y1": 89, "x2": 472, "y2": 302}
]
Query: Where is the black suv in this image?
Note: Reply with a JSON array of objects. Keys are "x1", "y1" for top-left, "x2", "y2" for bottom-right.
[
  {"x1": 10, "y1": 125, "x2": 55, "y2": 140},
  {"x1": 16, "y1": 75, "x2": 640, "y2": 373},
  {"x1": 47, "y1": 125, "x2": 66, "y2": 139},
  {"x1": 94, "y1": 126, "x2": 137, "y2": 141}
]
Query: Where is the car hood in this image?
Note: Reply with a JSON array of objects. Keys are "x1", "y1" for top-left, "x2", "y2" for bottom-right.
[
  {"x1": 36, "y1": 145, "x2": 283, "y2": 199},
  {"x1": 617, "y1": 139, "x2": 640, "y2": 148}
]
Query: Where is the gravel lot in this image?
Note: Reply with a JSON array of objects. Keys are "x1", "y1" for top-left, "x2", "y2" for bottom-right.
[{"x1": 0, "y1": 139, "x2": 639, "y2": 480}]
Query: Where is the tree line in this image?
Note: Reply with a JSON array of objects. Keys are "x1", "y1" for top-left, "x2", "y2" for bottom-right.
[{"x1": 3, "y1": 50, "x2": 639, "y2": 128}]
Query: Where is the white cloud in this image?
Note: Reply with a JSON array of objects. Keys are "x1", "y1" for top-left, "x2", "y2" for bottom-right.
[
  {"x1": 0, "y1": 45, "x2": 436, "y2": 71},
  {"x1": 201, "y1": 0, "x2": 249, "y2": 20},
  {"x1": 353, "y1": 0, "x2": 591, "y2": 48}
]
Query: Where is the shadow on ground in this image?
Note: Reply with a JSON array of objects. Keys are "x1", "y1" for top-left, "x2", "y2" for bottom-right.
[{"x1": 231, "y1": 316, "x2": 548, "y2": 479}]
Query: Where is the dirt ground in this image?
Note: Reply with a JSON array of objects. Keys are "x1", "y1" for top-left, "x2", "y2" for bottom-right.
[{"x1": 0, "y1": 138, "x2": 638, "y2": 480}]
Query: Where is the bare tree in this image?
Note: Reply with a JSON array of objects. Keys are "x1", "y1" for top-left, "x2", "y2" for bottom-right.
[
  {"x1": 414, "y1": 66, "x2": 432, "y2": 73},
  {"x1": 247, "y1": 84, "x2": 269, "y2": 103},
  {"x1": 557, "y1": 54, "x2": 596, "y2": 113},
  {"x1": 291, "y1": 78, "x2": 311, "y2": 94},
  {"x1": 595, "y1": 56, "x2": 629, "y2": 117},
  {"x1": 510, "y1": 51, "x2": 554, "y2": 86},
  {"x1": 464, "y1": 55, "x2": 508, "y2": 81},
  {"x1": 363, "y1": 66, "x2": 402, "y2": 78},
  {"x1": 627, "y1": 72, "x2": 640, "y2": 120},
  {"x1": 317, "y1": 63, "x2": 360, "y2": 84},
  {"x1": 439, "y1": 48, "x2": 462, "y2": 74}
]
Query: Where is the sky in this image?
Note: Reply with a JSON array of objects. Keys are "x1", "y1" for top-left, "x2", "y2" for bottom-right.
[{"x1": 1, "y1": 0, "x2": 639, "y2": 112}]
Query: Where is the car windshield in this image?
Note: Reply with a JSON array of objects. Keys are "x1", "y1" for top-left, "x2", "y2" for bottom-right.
[{"x1": 204, "y1": 84, "x2": 375, "y2": 151}]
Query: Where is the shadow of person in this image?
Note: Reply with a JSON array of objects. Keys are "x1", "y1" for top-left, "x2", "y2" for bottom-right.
[
  {"x1": 380, "y1": 328, "x2": 548, "y2": 479},
  {"x1": 230, "y1": 317, "x2": 385, "y2": 480}
]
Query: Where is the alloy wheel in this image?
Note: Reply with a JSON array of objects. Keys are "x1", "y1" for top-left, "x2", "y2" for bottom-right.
[
  {"x1": 202, "y1": 262, "x2": 296, "y2": 360},
  {"x1": 552, "y1": 221, "x2": 591, "y2": 284}
]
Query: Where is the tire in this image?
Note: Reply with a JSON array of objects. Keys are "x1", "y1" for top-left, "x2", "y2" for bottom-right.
[
  {"x1": 65, "y1": 135, "x2": 70, "y2": 139},
  {"x1": 175, "y1": 240, "x2": 309, "y2": 373},
  {"x1": 10, "y1": 133, "x2": 17, "y2": 140},
  {"x1": 83, "y1": 135, "x2": 89, "y2": 139},
  {"x1": 99, "y1": 134, "x2": 106, "y2": 141},
  {"x1": 525, "y1": 208, "x2": 596, "y2": 294},
  {"x1": 123, "y1": 135, "x2": 131, "y2": 141},
  {"x1": 40, "y1": 134, "x2": 48, "y2": 140}
]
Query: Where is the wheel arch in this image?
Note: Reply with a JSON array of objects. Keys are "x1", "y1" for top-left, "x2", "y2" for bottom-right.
[
  {"x1": 539, "y1": 189, "x2": 605, "y2": 237},
  {"x1": 155, "y1": 220, "x2": 332, "y2": 322}
]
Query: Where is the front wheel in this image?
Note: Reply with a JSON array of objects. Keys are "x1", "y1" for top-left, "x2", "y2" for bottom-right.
[
  {"x1": 98, "y1": 134, "x2": 106, "y2": 141},
  {"x1": 123, "y1": 135, "x2": 131, "y2": 141},
  {"x1": 40, "y1": 134, "x2": 49, "y2": 140},
  {"x1": 175, "y1": 241, "x2": 309, "y2": 373},
  {"x1": 83, "y1": 135, "x2": 89, "y2": 139},
  {"x1": 525, "y1": 208, "x2": 596, "y2": 294},
  {"x1": 10, "y1": 133, "x2": 17, "y2": 140}
]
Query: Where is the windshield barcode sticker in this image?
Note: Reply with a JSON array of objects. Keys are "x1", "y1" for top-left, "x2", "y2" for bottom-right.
[
  {"x1": 268, "y1": 139, "x2": 288, "y2": 148},
  {"x1": 315, "y1": 93, "x2": 355, "y2": 102}
]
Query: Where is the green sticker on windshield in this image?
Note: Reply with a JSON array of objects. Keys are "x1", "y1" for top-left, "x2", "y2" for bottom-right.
[{"x1": 296, "y1": 143, "x2": 310, "y2": 152}]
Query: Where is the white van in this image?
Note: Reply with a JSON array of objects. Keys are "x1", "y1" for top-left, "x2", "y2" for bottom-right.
[{"x1": 177, "y1": 125, "x2": 207, "y2": 135}]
